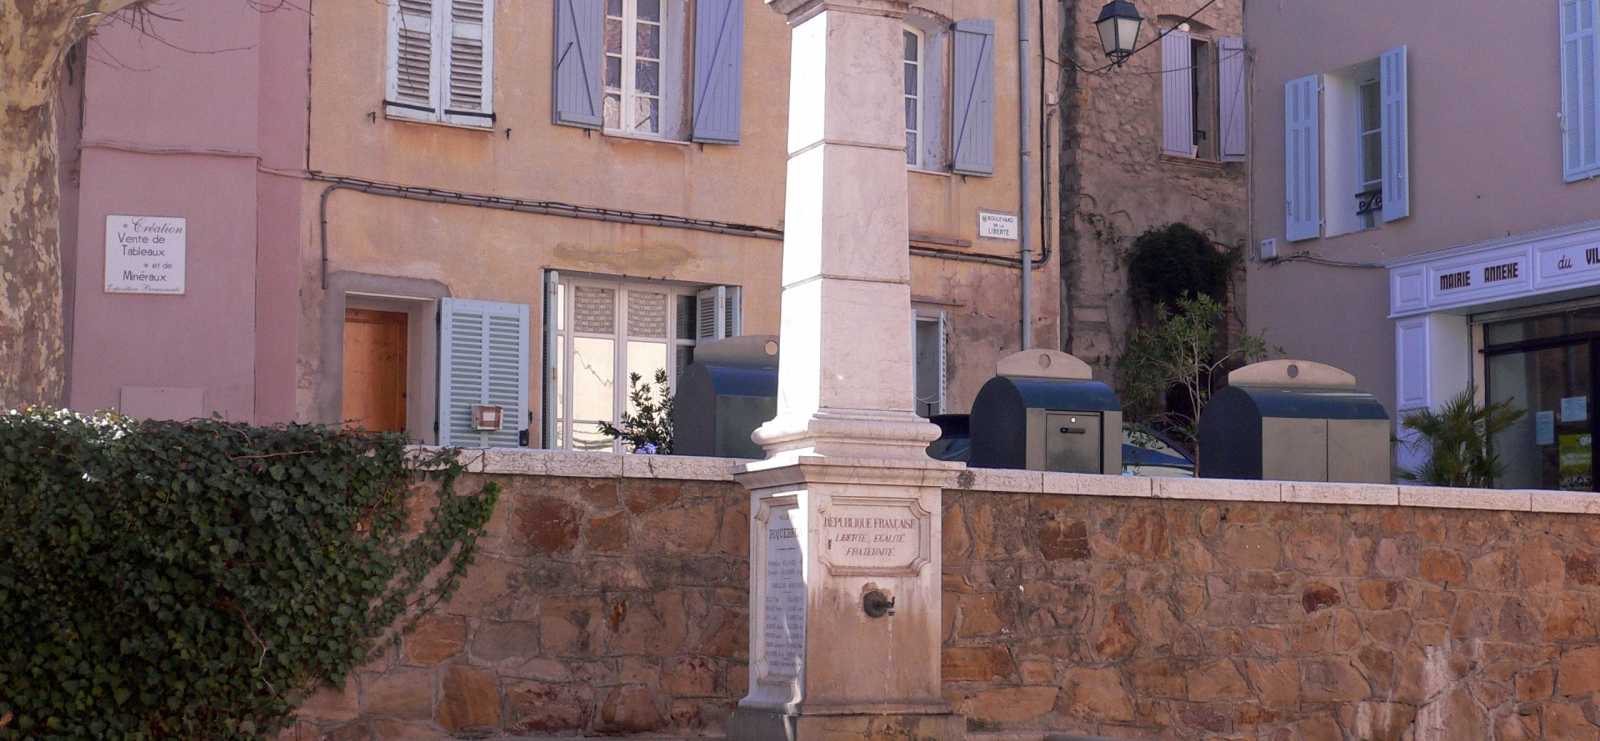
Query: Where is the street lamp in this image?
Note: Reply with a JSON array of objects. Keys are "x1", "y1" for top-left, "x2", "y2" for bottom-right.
[{"x1": 1095, "y1": 0, "x2": 1143, "y2": 66}]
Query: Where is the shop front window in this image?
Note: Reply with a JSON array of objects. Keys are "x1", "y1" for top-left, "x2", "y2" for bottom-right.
[{"x1": 1484, "y1": 305, "x2": 1600, "y2": 491}]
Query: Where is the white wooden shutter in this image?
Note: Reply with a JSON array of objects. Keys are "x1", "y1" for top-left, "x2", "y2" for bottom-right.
[
  {"x1": 441, "y1": 0, "x2": 494, "y2": 127},
  {"x1": 951, "y1": 20, "x2": 996, "y2": 176},
  {"x1": 691, "y1": 0, "x2": 745, "y2": 144},
  {"x1": 541, "y1": 271, "x2": 560, "y2": 448},
  {"x1": 695, "y1": 286, "x2": 741, "y2": 342},
  {"x1": 1218, "y1": 37, "x2": 1247, "y2": 161},
  {"x1": 1161, "y1": 29, "x2": 1193, "y2": 156},
  {"x1": 1380, "y1": 46, "x2": 1409, "y2": 222},
  {"x1": 1562, "y1": 0, "x2": 1600, "y2": 180},
  {"x1": 1284, "y1": 74, "x2": 1321, "y2": 242},
  {"x1": 386, "y1": 0, "x2": 440, "y2": 121},
  {"x1": 438, "y1": 297, "x2": 529, "y2": 448}
]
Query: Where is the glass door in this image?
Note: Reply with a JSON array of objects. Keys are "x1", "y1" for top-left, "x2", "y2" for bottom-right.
[{"x1": 1483, "y1": 307, "x2": 1600, "y2": 491}]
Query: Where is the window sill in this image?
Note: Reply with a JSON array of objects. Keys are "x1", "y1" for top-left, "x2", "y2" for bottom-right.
[
  {"x1": 603, "y1": 130, "x2": 692, "y2": 147},
  {"x1": 1159, "y1": 153, "x2": 1236, "y2": 171},
  {"x1": 383, "y1": 109, "x2": 494, "y2": 132},
  {"x1": 909, "y1": 166, "x2": 953, "y2": 178}
]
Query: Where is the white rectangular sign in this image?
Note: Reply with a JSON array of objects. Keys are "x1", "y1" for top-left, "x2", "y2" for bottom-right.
[
  {"x1": 978, "y1": 211, "x2": 1019, "y2": 240},
  {"x1": 106, "y1": 215, "x2": 185, "y2": 295}
]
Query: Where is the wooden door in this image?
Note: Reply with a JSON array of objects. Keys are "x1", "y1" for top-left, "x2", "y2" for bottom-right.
[{"x1": 343, "y1": 309, "x2": 409, "y2": 432}]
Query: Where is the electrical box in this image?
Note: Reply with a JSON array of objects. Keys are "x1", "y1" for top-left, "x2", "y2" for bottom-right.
[
  {"x1": 670, "y1": 336, "x2": 778, "y2": 459},
  {"x1": 1198, "y1": 360, "x2": 1390, "y2": 483},
  {"x1": 969, "y1": 350, "x2": 1122, "y2": 474}
]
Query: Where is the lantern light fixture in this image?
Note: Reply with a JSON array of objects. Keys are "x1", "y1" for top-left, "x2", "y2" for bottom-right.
[{"x1": 1095, "y1": 0, "x2": 1144, "y2": 66}]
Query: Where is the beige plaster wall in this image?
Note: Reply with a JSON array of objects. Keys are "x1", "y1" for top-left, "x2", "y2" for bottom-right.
[
  {"x1": 300, "y1": 0, "x2": 1061, "y2": 424},
  {"x1": 1244, "y1": 0, "x2": 1600, "y2": 416},
  {"x1": 1057, "y1": 0, "x2": 1248, "y2": 379}
]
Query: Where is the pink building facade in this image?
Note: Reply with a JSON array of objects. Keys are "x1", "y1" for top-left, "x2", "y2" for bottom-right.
[
  {"x1": 59, "y1": 2, "x2": 307, "y2": 423},
  {"x1": 1246, "y1": 0, "x2": 1600, "y2": 488}
]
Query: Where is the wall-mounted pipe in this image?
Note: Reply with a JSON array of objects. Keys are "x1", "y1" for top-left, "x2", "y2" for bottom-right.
[{"x1": 1016, "y1": 0, "x2": 1034, "y2": 350}]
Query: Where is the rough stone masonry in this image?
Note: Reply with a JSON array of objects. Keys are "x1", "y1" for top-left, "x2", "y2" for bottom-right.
[{"x1": 281, "y1": 461, "x2": 1600, "y2": 741}]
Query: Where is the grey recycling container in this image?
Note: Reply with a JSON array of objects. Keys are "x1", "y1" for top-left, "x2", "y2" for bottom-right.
[
  {"x1": 671, "y1": 336, "x2": 778, "y2": 459},
  {"x1": 1197, "y1": 359, "x2": 1390, "y2": 483},
  {"x1": 969, "y1": 350, "x2": 1123, "y2": 474}
]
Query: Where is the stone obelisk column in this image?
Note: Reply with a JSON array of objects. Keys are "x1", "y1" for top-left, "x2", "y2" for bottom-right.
[{"x1": 728, "y1": 0, "x2": 964, "y2": 739}]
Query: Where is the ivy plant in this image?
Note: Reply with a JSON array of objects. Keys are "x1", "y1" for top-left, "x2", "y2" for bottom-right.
[{"x1": 0, "y1": 409, "x2": 497, "y2": 740}]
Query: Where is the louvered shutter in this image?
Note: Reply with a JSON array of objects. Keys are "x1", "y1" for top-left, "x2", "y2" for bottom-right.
[
  {"x1": 541, "y1": 270, "x2": 560, "y2": 448},
  {"x1": 438, "y1": 298, "x2": 529, "y2": 448},
  {"x1": 1161, "y1": 29, "x2": 1193, "y2": 156},
  {"x1": 692, "y1": 0, "x2": 744, "y2": 144},
  {"x1": 695, "y1": 286, "x2": 741, "y2": 342},
  {"x1": 553, "y1": 0, "x2": 603, "y2": 128},
  {"x1": 387, "y1": 0, "x2": 439, "y2": 120},
  {"x1": 1563, "y1": 0, "x2": 1600, "y2": 180},
  {"x1": 1380, "y1": 46, "x2": 1409, "y2": 222},
  {"x1": 1218, "y1": 37, "x2": 1246, "y2": 161},
  {"x1": 1284, "y1": 74, "x2": 1321, "y2": 242},
  {"x1": 441, "y1": 0, "x2": 494, "y2": 126},
  {"x1": 951, "y1": 20, "x2": 995, "y2": 176}
]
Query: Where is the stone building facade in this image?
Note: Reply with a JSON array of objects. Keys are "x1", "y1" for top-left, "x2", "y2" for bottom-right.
[
  {"x1": 284, "y1": 452, "x2": 1600, "y2": 740},
  {"x1": 1054, "y1": 0, "x2": 1248, "y2": 372}
]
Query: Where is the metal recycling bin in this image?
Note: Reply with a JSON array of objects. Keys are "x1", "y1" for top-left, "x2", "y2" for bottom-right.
[
  {"x1": 671, "y1": 336, "x2": 778, "y2": 459},
  {"x1": 1197, "y1": 359, "x2": 1391, "y2": 483},
  {"x1": 969, "y1": 350, "x2": 1123, "y2": 474}
]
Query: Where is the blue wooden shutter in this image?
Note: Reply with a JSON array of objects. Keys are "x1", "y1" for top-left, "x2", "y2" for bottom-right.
[
  {"x1": 1284, "y1": 74, "x2": 1321, "y2": 242},
  {"x1": 1562, "y1": 0, "x2": 1600, "y2": 180},
  {"x1": 692, "y1": 0, "x2": 744, "y2": 144},
  {"x1": 1380, "y1": 46, "x2": 1409, "y2": 222},
  {"x1": 1218, "y1": 37, "x2": 1246, "y2": 161},
  {"x1": 1161, "y1": 29, "x2": 1193, "y2": 156},
  {"x1": 951, "y1": 20, "x2": 995, "y2": 176},
  {"x1": 439, "y1": 298, "x2": 529, "y2": 448},
  {"x1": 386, "y1": 0, "x2": 440, "y2": 120},
  {"x1": 552, "y1": 0, "x2": 603, "y2": 128}
]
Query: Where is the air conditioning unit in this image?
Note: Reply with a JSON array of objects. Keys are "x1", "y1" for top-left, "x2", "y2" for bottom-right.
[{"x1": 1258, "y1": 238, "x2": 1280, "y2": 261}]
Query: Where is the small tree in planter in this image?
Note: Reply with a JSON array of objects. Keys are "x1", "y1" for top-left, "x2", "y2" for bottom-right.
[
  {"x1": 1397, "y1": 386, "x2": 1524, "y2": 488},
  {"x1": 599, "y1": 368, "x2": 675, "y2": 454}
]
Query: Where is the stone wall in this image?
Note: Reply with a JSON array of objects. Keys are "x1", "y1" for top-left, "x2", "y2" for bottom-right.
[{"x1": 285, "y1": 453, "x2": 1600, "y2": 740}]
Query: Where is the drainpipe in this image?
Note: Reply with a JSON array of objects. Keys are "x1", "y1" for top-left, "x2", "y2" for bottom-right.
[{"x1": 1017, "y1": 0, "x2": 1034, "y2": 350}]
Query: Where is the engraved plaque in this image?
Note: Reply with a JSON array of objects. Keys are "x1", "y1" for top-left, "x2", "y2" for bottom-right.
[
  {"x1": 819, "y1": 499, "x2": 931, "y2": 575},
  {"x1": 760, "y1": 507, "x2": 805, "y2": 682}
]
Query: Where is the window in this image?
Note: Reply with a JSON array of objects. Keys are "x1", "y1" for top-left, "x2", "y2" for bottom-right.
[
  {"x1": 914, "y1": 312, "x2": 946, "y2": 417},
  {"x1": 1161, "y1": 29, "x2": 1244, "y2": 161},
  {"x1": 554, "y1": 0, "x2": 745, "y2": 143},
  {"x1": 604, "y1": 0, "x2": 667, "y2": 135},
  {"x1": 542, "y1": 274, "x2": 740, "y2": 451},
  {"x1": 385, "y1": 0, "x2": 495, "y2": 127},
  {"x1": 904, "y1": 28, "x2": 924, "y2": 166},
  {"x1": 1562, "y1": 0, "x2": 1600, "y2": 181},
  {"x1": 950, "y1": 19, "x2": 996, "y2": 176},
  {"x1": 1283, "y1": 46, "x2": 1408, "y2": 242}
]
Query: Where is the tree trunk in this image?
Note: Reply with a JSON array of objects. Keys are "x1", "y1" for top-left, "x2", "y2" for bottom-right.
[
  {"x1": 0, "y1": 0, "x2": 145, "y2": 408},
  {"x1": 0, "y1": 97, "x2": 67, "y2": 407}
]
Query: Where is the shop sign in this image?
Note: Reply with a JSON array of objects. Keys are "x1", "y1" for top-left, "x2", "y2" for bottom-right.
[
  {"x1": 1389, "y1": 219, "x2": 1600, "y2": 318},
  {"x1": 105, "y1": 215, "x2": 185, "y2": 295}
]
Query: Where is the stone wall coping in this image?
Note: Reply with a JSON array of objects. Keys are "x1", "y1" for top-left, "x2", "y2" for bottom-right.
[{"x1": 430, "y1": 448, "x2": 1600, "y2": 514}]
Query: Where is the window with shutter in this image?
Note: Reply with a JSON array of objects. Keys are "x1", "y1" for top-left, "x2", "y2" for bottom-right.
[
  {"x1": 1284, "y1": 74, "x2": 1321, "y2": 242},
  {"x1": 691, "y1": 0, "x2": 744, "y2": 144},
  {"x1": 1379, "y1": 46, "x2": 1409, "y2": 222},
  {"x1": 695, "y1": 285, "x2": 742, "y2": 342},
  {"x1": 386, "y1": 0, "x2": 494, "y2": 127},
  {"x1": 438, "y1": 297, "x2": 529, "y2": 448},
  {"x1": 1161, "y1": 29, "x2": 1193, "y2": 156},
  {"x1": 951, "y1": 19, "x2": 995, "y2": 177},
  {"x1": 1563, "y1": 0, "x2": 1600, "y2": 181},
  {"x1": 914, "y1": 312, "x2": 946, "y2": 418},
  {"x1": 1218, "y1": 37, "x2": 1246, "y2": 161}
]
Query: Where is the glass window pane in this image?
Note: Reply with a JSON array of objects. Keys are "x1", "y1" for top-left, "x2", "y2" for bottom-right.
[
  {"x1": 572, "y1": 336, "x2": 615, "y2": 421},
  {"x1": 676, "y1": 295, "x2": 697, "y2": 340},
  {"x1": 635, "y1": 60, "x2": 660, "y2": 95},
  {"x1": 906, "y1": 133, "x2": 917, "y2": 165},
  {"x1": 1488, "y1": 344, "x2": 1590, "y2": 491},
  {"x1": 556, "y1": 283, "x2": 565, "y2": 331},
  {"x1": 607, "y1": 0, "x2": 623, "y2": 17},
  {"x1": 904, "y1": 30, "x2": 917, "y2": 61},
  {"x1": 555, "y1": 334, "x2": 565, "y2": 425},
  {"x1": 573, "y1": 286, "x2": 616, "y2": 334},
  {"x1": 605, "y1": 55, "x2": 622, "y2": 89},
  {"x1": 604, "y1": 18, "x2": 622, "y2": 54},
  {"x1": 571, "y1": 421, "x2": 614, "y2": 452},
  {"x1": 627, "y1": 291, "x2": 668, "y2": 338},
  {"x1": 1360, "y1": 132, "x2": 1382, "y2": 188},
  {"x1": 637, "y1": 22, "x2": 660, "y2": 59},
  {"x1": 603, "y1": 94, "x2": 621, "y2": 130},
  {"x1": 637, "y1": 0, "x2": 660, "y2": 22},
  {"x1": 635, "y1": 95, "x2": 660, "y2": 133},
  {"x1": 905, "y1": 62, "x2": 917, "y2": 96},
  {"x1": 905, "y1": 96, "x2": 917, "y2": 129},
  {"x1": 1360, "y1": 82, "x2": 1381, "y2": 131},
  {"x1": 626, "y1": 341, "x2": 669, "y2": 412}
]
